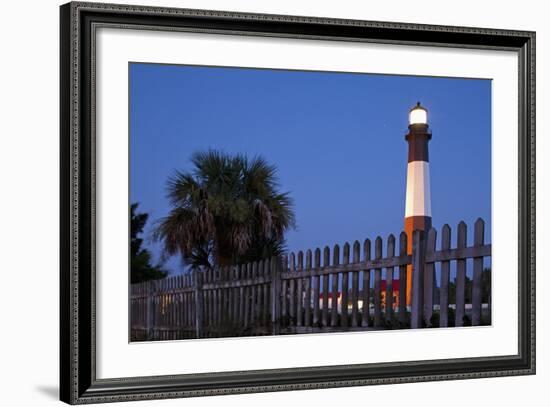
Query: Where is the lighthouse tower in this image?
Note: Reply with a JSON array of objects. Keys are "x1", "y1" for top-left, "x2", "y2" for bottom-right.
[{"x1": 404, "y1": 102, "x2": 432, "y2": 306}]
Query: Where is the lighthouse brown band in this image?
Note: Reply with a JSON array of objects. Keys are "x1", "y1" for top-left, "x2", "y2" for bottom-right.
[
  {"x1": 405, "y1": 132, "x2": 431, "y2": 163},
  {"x1": 404, "y1": 216, "x2": 432, "y2": 250},
  {"x1": 404, "y1": 215, "x2": 432, "y2": 232},
  {"x1": 406, "y1": 122, "x2": 431, "y2": 163},
  {"x1": 404, "y1": 215, "x2": 432, "y2": 306}
]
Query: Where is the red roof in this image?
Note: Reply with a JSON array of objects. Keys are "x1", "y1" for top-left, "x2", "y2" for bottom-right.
[{"x1": 381, "y1": 280, "x2": 400, "y2": 291}]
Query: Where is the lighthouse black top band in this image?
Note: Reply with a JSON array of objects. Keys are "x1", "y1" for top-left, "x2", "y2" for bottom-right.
[{"x1": 406, "y1": 123, "x2": 432, "y2": 163}]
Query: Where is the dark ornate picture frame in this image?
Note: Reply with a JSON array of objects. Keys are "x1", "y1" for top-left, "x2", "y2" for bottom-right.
[{"x1": 60, "y1": 2, "x2": 535, "y2": 404}]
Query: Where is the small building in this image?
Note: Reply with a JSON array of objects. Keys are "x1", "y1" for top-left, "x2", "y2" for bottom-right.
[
  {"x1": 317, "y1": 280, "x2": 401, "y2": 311},
  {"x1": 380, "y1": 280, "x2": 401, "y2": 309}
]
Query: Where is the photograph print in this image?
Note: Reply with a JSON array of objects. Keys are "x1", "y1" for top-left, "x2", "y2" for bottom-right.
[{"x1": 129, "y1": 63, "x2": 492, "y2": 342}]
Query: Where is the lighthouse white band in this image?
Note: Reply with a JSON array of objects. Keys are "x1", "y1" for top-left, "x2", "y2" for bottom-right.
[{"x1": 405, "y1": 161, "x2": 432, "y2": 218}]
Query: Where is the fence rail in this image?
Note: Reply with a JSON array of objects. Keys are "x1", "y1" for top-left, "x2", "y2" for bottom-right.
[{"x1": 131, "y1": 218, "x2": 491, "y2": 341}]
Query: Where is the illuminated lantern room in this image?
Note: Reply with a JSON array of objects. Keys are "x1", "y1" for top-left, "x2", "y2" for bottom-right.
[{"x1": 409, "y1": 102, "x2": 428, "y2": 126}]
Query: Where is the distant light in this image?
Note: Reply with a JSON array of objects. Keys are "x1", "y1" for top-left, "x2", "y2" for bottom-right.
[{"x1": 409, "y1": 102, "x2": 428, "y2": 125}]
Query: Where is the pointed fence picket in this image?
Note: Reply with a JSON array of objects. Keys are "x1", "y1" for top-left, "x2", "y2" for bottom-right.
[{"x1": 130, "y1": 219, "x2": 492, "y2": 341}]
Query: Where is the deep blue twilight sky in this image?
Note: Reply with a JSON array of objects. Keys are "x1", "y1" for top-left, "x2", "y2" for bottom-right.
[{"x1": 130, "y1": 63, "x2": 491, "y2": 275}]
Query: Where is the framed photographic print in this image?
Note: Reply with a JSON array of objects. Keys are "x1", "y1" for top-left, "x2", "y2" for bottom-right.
[{"x1": 60, "y1": 1, "x2": 535, "y2": 404}]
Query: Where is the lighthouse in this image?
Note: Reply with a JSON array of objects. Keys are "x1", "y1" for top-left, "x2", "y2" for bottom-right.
[{"x1": 404, "y1": 102, "x2": 432, "y2": 306}]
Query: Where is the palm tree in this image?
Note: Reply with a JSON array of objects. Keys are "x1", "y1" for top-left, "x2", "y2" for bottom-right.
[{"x1": 154, "y1": 150, "x2": 296, "y2": 270}]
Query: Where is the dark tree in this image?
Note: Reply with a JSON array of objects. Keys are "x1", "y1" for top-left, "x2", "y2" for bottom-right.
[
  {"x1": 481, "y1": 267, "x2": 491, "y2": 304},
  {"x1": 154, "y1": 150, "x2": 296, "y2": 270},
  {"x1": 447, "y1": 267, "x2": 491, "y2": 304},
  {"x1": 131, "y1": 203, "x2": 167, "y2": 283}
]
